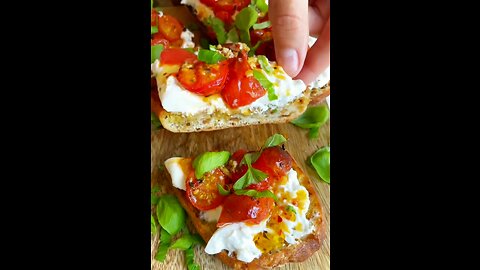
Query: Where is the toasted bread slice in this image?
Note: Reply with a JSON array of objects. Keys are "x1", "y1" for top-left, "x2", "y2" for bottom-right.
[
  {"x1": 166, "y1": 155, "x2": 325, "y2": 269},
  {"x1": 309, "y1": 81, "x2": 330, "y2": 106},
  {"x1": 159, "y1": 89, "x2": 311, "y2": 133}
]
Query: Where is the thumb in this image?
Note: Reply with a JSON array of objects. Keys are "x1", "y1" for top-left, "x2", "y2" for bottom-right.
[{"x1": 269, "y1": 0, "x2": 309, "y2": 78}]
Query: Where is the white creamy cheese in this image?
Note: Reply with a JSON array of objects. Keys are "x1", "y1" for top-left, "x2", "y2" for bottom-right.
[
  {"x1": 239, "y1": 67, "x2": 306, "y2": 114},
  {"x1": 164, "y1": 157, "x2": 188, "y2": 191},
  {"x1": 205, "y1": 219, "x2": 268, "y2": 263},
  {"x1": 159, "y1": 76, "x2": 228, "y2": 115},
  {"x1": 155, "y1": 62, "x2": 306, "y2": 116},
  {"x1": 180, "y1": 29, "x2": 195, "y2": 49},
  {"x1": 199, "y1": 206, "x2": 223, "y2": 223},
  {"x1": 276, "y1": 169, "x2": 314, "y2": 244}
]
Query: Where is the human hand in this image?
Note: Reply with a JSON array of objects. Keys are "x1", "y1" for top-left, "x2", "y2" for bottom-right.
[{"x1": 269, "y1": 0, "x2": 330, "y2": 85}]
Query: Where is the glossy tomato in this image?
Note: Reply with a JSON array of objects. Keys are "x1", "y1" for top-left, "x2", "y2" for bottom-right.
[
  {"x1": 177, "y1": 60, "x2": 230, "y2": 96},
  {"x1": 151, "y1": 32, "x2": 170, "y2": 47},
  {"x1": 221, "y1": 51, "x2": 266, "y2": 108},
  {"x1": 186, "y1": 168, "x2": 227, "y2": 211},
  {"x1": 158, "y1": 14, "x2": 183, "y2": 42},
  {"x1": 160, "y1": 48, "x2": 197, "y2": 66},
  {"x1": 253, "y1": 146, "x2": 292, "y2": 178},
  {"x1": 217, "y1": 194, "x2": 274, "y2": 227}
]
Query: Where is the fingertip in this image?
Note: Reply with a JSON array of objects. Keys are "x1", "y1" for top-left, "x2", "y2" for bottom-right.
[{"x1": 277, "y1": 49, "x2": 301, "y2": 78}]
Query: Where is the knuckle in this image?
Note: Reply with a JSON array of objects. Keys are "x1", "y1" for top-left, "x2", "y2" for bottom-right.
[{"x1": 274, "y1": 14, "x2": 305, "y2": 32}]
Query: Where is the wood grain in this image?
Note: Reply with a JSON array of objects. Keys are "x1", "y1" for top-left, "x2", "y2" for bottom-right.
[{"x1": 151, "y1": 103, "x2": 330, "y2": 270}]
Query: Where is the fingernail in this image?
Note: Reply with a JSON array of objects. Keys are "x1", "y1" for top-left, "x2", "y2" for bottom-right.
[{"x1": 279, "y1": 49, "x2": 299, "y2": 76}]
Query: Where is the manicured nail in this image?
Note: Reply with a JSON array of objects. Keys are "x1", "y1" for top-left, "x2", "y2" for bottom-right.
[{"x1": 279, "y1": 49, "x2": 299, "y2": 76}]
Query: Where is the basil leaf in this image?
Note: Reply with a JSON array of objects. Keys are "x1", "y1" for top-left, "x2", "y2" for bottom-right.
[
  {"x1": 291, "y1": 104, "x2": 330, "y2": 129},
  {"x1": 197, "y1": 49, "x2": 227, "y2": 64},
  {"x1": 151, "y1": 0, "x2": 153, "y2": 9},
  {"x1": 286, "y1": 205, "x2": 297, "y2": 214},
  {"x1": 151, "y1": 26, "x2": 158, "y2": 34},
  {"x1": 151, "y1": 44, "x2": 164, "y2": 64},
  {"x1": 151, "y1": 112, "x2": 162, "y2": 130},
  {"x1": 253, "y1": 21, "x2": 271, "y2": 30},
  {"x1": 310, "y1": 146, "x2": 330, "y2": 184},
  {"x1": 235, "y1": 189, "x2": 278, "y2": 201},
  {"x1": 254, "y1": 0, "x2": 269, "y2": 13},
  {"x1": 156, "y1": 195, "x2": 186, "y2": 235},
  {"x1": 217, "y1": 184, "x2": 231, "y2": 196},
  {"x1": 151, "y1": 213, "x2": 157, "y2": 235},
  {"x1": 263, "y1": 134, "x2": 287, "y2": 148},
  {"x1": 309, "y1": 126, "x2": 321, "y2": 139},
  {"x1": 248, "y1": 40, "x2": 264, "y2": 56},
  {"x1": 233, "y1": 169, "x2": 251, "y2": 190},
  {"x1": 240, "y1": 152, "x2": 260, "y2": 166},
  {"x1": 257, "y1": 55, "x2": 273, "y2": 74},
  {"x1": 227, "y1": 28, "x2": 239, "y2": 42},
  {"x1": 151, "y1": 184, "x2": 160, "y2": 205},
  {"x1": 170, "y1": 234, "x2": 204, "y2": 250},
  {"x1": 250, "y1": 167, "x2": 268, "y2": 183},
  {"x1": 206, "y1": 17, "x2": 227, "y2": 44},
  {"x1": 186, "y1": 247, "x2": 200, "y2": 270},
  {"x1": 192, "y1": 151, "x2": 230, "y2": 179},
  {"x1": 253, "y1": 70, "x2": 277, "y2": 101},
  {"x1": 239, "y1": 29, "x2": 251, "y2": 46},
  {"x1": 208, "y1": 44, "x2": 217, "y2": 51},
  {"x1": 155, "y1": 228, "x2": 172, "y2": 262},
  {"x1": 235, "y1": 6, "x2": 258, "y2": 30}
]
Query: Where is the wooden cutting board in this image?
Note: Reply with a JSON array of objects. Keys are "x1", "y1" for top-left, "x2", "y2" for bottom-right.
[{"x1": 150, "y1": 105, "x2": 330, "y2": 270}]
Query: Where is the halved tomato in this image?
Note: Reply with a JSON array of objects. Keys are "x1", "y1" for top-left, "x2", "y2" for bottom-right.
[
  {"x1": 160, "y1": 48, "x2": 197, "y2": 66},
  {"x1": 186, "y1": 168, "x2": 227, "y2": 211},
  {"x1": 158, "y1": 14, "x2": 183, "y2": 42},
  {"x1": 177, "y1": 60, "x2": 230, "y2": 96},
  {"x1": 221, "y1": 51, "x2": 266, "y2": 108},
  {"x1": 252, "y1": 146, "x2": 292, "y2": 178},
  {"x1": 217, "y1": 194, "x2": 274, "y2": 227},
  {"x1": 151, "y1": 32, "x2": 170, "y2": 47}
]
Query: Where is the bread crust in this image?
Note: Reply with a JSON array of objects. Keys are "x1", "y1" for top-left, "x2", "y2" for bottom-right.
[
  {"x1": 165, "y1": 154, "x2": 326, "y2": 269},
  {"x1": 309, "y1": 81, "x2": 330, "y2": 106}
]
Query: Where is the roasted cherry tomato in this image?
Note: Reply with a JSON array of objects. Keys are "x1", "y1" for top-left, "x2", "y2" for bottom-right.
[
  {"x1": 177, "y1": 60, "x2": 230, "y2": 96},
  {"x1": 230, "y1": 147, "x2": 292, "y2": 191},
  {"x1": 160, "y1": 48, "x2": 197, "y2": 66},
  {"x1": 186, "y1": 168, "x2": 227, "y2": 211},
  {"x1": 151, "y1": 32, "x2": 170, "y2": 47},
  {"x1": 253, "y1": 146, "x2": 292, "y2": 178},
  {"x1": 217, "y1": 194, "x2": 274, "y2": 227},
  {"x1": 158, "y1": 14, "x2": 183, "y2": 42},
  {"x1": 221, "y1": 51, "x2": 266, "y2": 108},
  {"x1": 151, "y1": 9, "x2": 159, "y2": 27}
]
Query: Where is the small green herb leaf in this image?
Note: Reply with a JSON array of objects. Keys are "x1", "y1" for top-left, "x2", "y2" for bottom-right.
[
  {"x1": 217, "y1": 184, "x2": 231, "y2": 196},
  {"x1": 286, "y1": 205, "x2": 297, "y2": 214},
  {"x1": 192, "y1": 151, "x2": 231, "y2": 179},
  {"x1": 235, "y1": 189, "x2": 278, "y2": 201},
  {"x1": 263, "y1": 134, "x2": 287, "y2": 149},
  {"x1": 308, "y1": 126, "x2": 320, "y2": 139},
  {"x1": 253, "y1": 70, "x2": 277, "y2": 101},
  {"x1": 197, "y1": 49, "x2": 227, "y2": 64},
  {"x1": 310, "y1": 146, "x2": 330, "y2": 184},
  {"x1": 206, "y1": 17, "x2": 227, "y2": 44},
  {"x1": 227, "y1": 28, "x2": 239, "y2": 42},
  {"x1": 248, "y1": 40, "x2": 264, "y2": 56},
  {"x1": 155, "y1": 228, "x2": 172, "y2": 262},
  {"x1": 186, "y1": 247, "x2": 200, "y2": 270},
  {"x1": 291, "y1": 104, "x2": 330, "y2": 129},
  {"x1": 253, "y1": 21, "x2": 271, "y2": 30},
  {"x1": 239, "y1": 29, "x2": 251, "y2": 46},
  {"x1": 170, "y1": 234, "x2": 204, "y2": 250},
  {"x1": 151, "y1": 26, "x2": 158, "y2": 34},
  {"x1": 257, "y1": 55, "x2": 273, "y2": 73},
  {"x1": 151, "y1": 44, "x2": 164, "y2": 64},
  {"x1": 254, "y1": 0, "x2": 269, "y2": 13},
  {"x1": 235, "y1": 6, "x2": 259, "y2": 30},
  {"x1": 156, "y1": 195, "x2": 186, "y2": 235},
  {"x1": 250, "y1": 167, "x2": 268, "y2": 182}
]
